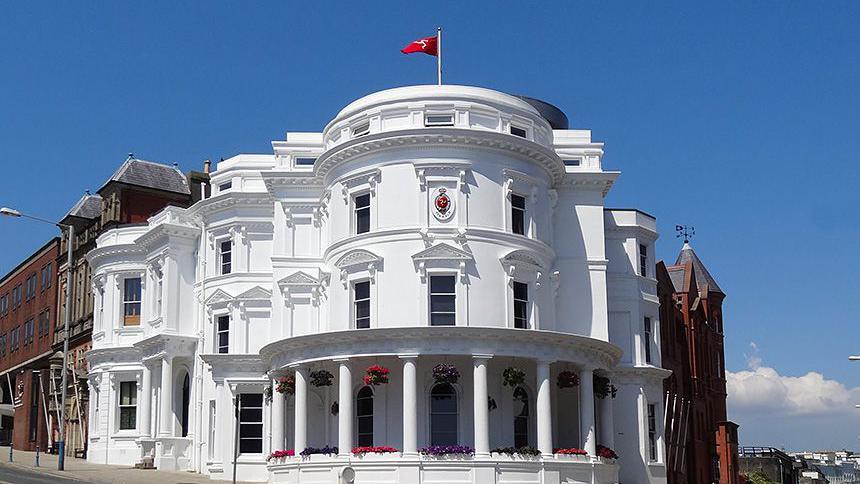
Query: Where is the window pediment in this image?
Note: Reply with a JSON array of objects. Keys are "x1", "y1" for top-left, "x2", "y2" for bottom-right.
[
  {"x1": 500, "y1": 250, "x2": 547, "y2": 283},
  {"x1": 205, "y1": 289, "x2": 233, "y2": 306},
  {"x1": 412, "y1": 243, "x2": 473, "y2": 282},
  {"x1": 335, "y1": 249, "x2": 382, "y2": 288}
]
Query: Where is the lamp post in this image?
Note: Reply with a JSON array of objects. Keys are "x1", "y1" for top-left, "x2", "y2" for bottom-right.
[{"x1": 1, "y1": 207, "x2": 73, "y2": 471}]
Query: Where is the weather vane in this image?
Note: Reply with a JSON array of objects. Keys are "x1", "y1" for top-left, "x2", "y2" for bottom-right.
[{"x1": 675, "y1": 225, "x2": 695, "y2": 243}]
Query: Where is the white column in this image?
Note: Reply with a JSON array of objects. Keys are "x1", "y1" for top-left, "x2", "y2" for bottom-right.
[
  {"x1": 159, "y1": 356, "x2": 173, "y2": 437},
  {"x1": 536, "y1": 360, "x2": 552, "y2": 456},
  {"x1": 336, "y1": 360, "x2": 353, "y2": 456},
  {"x1": 598, "y1": 379, "x2": 614, "y2": 449},
  {"x1": 472, "y1": 355, "x2": 491, "y2": 456},
  {"x1": 140, "y1": 363, "x2": 152, "y2": 437},
  {"x1": 580, "y1": 367, "x2": 596, "y2": 456},
  {"x1": 293, "y1": 367, "x2": 308, "y2": 453},
  {"x1": 400, "y1": 355, "x2": 418, "y2": 456},
  {"x1": 271, "y1": 378, "x2": 285, "y2": 452}
]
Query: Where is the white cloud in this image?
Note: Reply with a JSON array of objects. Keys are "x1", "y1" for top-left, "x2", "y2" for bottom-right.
[{"x1": 727, "y1": 342, "x2": 860, "y2": 416}]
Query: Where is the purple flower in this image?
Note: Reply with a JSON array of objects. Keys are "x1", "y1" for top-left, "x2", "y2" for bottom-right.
[{"x1": 419, "y1": 445, "x2": 475, "y2": 456}]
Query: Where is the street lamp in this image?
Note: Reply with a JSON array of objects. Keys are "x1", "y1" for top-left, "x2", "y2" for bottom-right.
[{"x1": 1, "y1": 206, "x2": 74, "y2": 471}]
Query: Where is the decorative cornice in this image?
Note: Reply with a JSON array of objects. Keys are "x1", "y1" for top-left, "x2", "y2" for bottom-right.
[
  {"x1": 260, "y1": 327, "x2": 623, "y2": 373},
  {"x1": 556, "y1": 171, "x2": 619, "y2": 197},
  {"x1": 314, "y1": 128, "x2": 567, "y2": 184},
  {"x1": 189, "y1": 191, "x2": 274, "y2": 217}
]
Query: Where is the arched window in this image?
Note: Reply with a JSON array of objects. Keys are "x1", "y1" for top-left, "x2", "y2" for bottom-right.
[
  {"x1": 513, "y1": 386, "x2": 529, "y2": 447},
  {"x1": 430, "y1": 383, "x2": 458, "y2": 446},
  {"x1": 181, "y1": 373, "x2": 190, "y2": 437},
  {"x1": 356, "y1": 386, "x2": 374, "y2": 446}
]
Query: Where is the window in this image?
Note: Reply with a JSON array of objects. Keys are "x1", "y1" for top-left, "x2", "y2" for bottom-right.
[
  {"x1": 0, "y1": 334, "x2": 5, "y2": 357},
  {"x1": 219, "y1": 181, "x2": 232, "y2": 191},
  {"x1": 644, "y1": 317, "x2": 653, "y2": 364},
  {"x1": 294, "y1": 157, "x2": 316, "y2": 166},
  {"x1": 29, "y1": 373, "x2": 39, "y2": 441},
  {"x1": 352, "y1": 122, "x2": 370, "y2": 137},
  {"x1": 430, "y1": 383, "x2": 458, "y2": 446},
  {"x1": 219, "y1": 240, "x2": 233, "y2": 275},
  {"x1": 25, "y1": 275, "x2": 36, "y2": 300},
  {"x1": 39, "y1": 310, "x2": 49, "y2": 337},
  {"x1": 119, "y1": 381, "x2": 137, "y2": 430},
  {"x1": 510, "y1": 125, "x2": 527, "y2": 138},
  {"x1": 513, "y1": 386, "x2": 529, "y2": 448},
  {"x1": 122, "y1": 278, "x2": 141, "y2": 326},
  {"x1": 639, "y1": 244, "x2": 648, "y2": 277},
  {"x1": 41, "y1": 263, "x2": 52, "y2": 290},
  {"x1": 425, "y1": 114, "x2": 454, "y2": 127},
  {"x1": 563, "y1": 159, "x2": 581, "y2": 166},
  {"x1": 429, "y1": 275, "x2": 456, "y2": 326},
  {"x1": 238, "y1": 393, "x2": 263, "y2": 454},
  {"x1": 10, "y1": 327, "x2": 19, "y2": 352},
  {"x1": 513, "y1": 281, "x2": 529, "y2": 329},
  {"x1": 353, "y1": 281, "x2": 370, "y2": 329},
  {"x1": 511, "y1": 194, "x2": 526, "y2": 236},
  {"x1": 0, "y1": 294, "x2": 6, "y2": 316},
  {"x1": 23, "y1": 319, "x2": 34, "y2": 345},
  {"x1": 354, "y1": 193, "x2": 371, "y2": 235},
  {"x1": 647, "y1": 403, "x2": 657, "y2": 461},
  {"x1": 356, "y1": 386, "x2": 374, "y2": 446},
  {"x1": 13, "y1": 285, "x2": 22, "y2": 307},
  {"x1": 216, "y1": 315, "x2": 229, "y2": 354}
]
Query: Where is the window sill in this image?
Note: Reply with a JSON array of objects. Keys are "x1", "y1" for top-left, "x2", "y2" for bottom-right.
[
  {"x1": 115, "y1": 326, "x2": 144, "y2": 335},
  {"x1": 111, "y1": 431, "x2": 141, "y2": 440}
]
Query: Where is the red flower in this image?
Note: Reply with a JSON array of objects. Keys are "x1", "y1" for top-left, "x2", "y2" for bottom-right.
[
  {"x1": 553, "y1": 447, "x2": 588, "y2": 455},
  {"x1": 352, "y1": 446, "x2": 398, "y2": 455}
]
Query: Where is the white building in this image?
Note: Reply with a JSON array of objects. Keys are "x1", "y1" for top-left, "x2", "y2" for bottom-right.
[{"x1": 85, "y1": 85, "x2": 669, "y2": 484}]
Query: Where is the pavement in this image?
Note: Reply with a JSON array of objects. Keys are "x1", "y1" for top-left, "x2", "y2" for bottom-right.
[{"x1": 0, "y1": 446, "x2": 250, "y2": 484}]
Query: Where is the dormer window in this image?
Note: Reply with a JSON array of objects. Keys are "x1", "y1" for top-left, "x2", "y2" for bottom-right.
[
  {"x1": 639, "y1": 244, "x2": 648, "y2": 277},
  {"x1": 510, "y1": 125, "x2": 527, "y2": 138},
  {"x1": 219, "y1": 181, "x2": 232, "y2": 192},
  {"x1": 563, "y1": 159, "x2": 581, "y2": 166},
  {"x1": 352, "y1": 122, "x2": 370, "y2": 138},
  {"x1": 295, "y1": 157, "x2": 316, "y2": 166},
  {"x1": 425, "y1": 114, "x2": 454, "y2": 127}
]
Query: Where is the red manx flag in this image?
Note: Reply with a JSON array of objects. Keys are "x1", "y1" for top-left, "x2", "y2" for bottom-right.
[{"x1": 401, "y1": 35, "x2": 438, "y2": 56}]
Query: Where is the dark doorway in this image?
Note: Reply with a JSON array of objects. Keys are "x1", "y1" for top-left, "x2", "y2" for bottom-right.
[{"x1": 181, "y1": 373, "x2": 190, "y2": 437}]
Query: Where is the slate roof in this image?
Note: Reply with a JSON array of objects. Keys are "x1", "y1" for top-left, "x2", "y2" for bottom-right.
[
  {"x1": 674, "y1": 242, "x2": 724, "y2": 295},
  {"x1": 101, "y1": 156, "x2": 190, "y2": 195},
  {"x1": 64, "y1": 193, "x2": 103, "y2": 220},
  {"x1": 666, "y1": 266, "x2": 687, "y2": 293}
]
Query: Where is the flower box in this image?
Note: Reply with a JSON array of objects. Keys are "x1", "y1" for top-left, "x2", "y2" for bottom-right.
[{"x1": 419, "y1": 445, "x2": 475, "y2": 458}]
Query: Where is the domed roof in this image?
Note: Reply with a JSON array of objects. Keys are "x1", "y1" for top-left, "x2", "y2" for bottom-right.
[{"x1": 331, "y1": 85, "x2": 543, "y2": 125}]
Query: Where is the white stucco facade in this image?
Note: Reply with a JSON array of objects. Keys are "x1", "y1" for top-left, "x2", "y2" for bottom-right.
[{"x1": 86, "y1": 85, "x2": 669, "y2": 484}]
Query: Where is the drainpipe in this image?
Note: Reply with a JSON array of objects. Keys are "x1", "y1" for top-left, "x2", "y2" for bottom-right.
[{"x1": 194, "y1": 215, "x2": 208, "y2": 473}]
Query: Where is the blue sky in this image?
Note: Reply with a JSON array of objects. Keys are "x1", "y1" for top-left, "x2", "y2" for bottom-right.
[{"x1": 2, "y1": 2, "x2": 859, "y2": 450}]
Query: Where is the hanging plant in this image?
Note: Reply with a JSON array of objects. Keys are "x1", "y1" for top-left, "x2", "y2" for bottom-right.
[
  {"x1": 488, "y1": 396, "x2": 497, "y2": 412},
  {"x1": 330, "y1": 401, "x2": 339, "y2": 416},
  {"x1": 594, "y1": 375, "x2": 617, "y2": 399},
  {"x1": 276, "y1": 374, "x2": 295, "y2": 395},
  {"x1": 432, "y1": 364, "x2": 460, "y2": 384},
  {"x1": 310, "y1": 370, "x2": 334, "y2": 387},
  {"x1": 364, "y1": 365, "x2": 390, "y2": 386},
  {"x1": 263, "y1": 383, "x2": 273, "y2": 403},
  {"x1": 502, "y1": 367, "x2": 526, "y2": 387},
  {"x1": 556, "y1": 371, "x2": 580, "y2": 389}
]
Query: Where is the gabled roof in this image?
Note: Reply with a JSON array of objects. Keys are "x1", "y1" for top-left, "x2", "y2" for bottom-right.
[
  {"x1": 99, "y1": 156, "x2": 190, "y2": 195},
  {"x1": 673, "y1": 242, "x2": 723, "y2": 295},
  {"x1": 63, "y1": 193, "x2": 103, "y2": 220}
]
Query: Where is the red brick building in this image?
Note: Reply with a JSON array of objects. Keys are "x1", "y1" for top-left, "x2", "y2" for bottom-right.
[
  {"x1": 0, "y1": 238, "x2": 59, "y2": 451},
  {"x1": 658, "y1": 242, "x2": 739, "y2": 484}
]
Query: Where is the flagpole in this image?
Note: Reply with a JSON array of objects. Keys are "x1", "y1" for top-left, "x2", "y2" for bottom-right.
[{"x1": 437, "y1": 26, "x2": 442, "y2": 85}]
